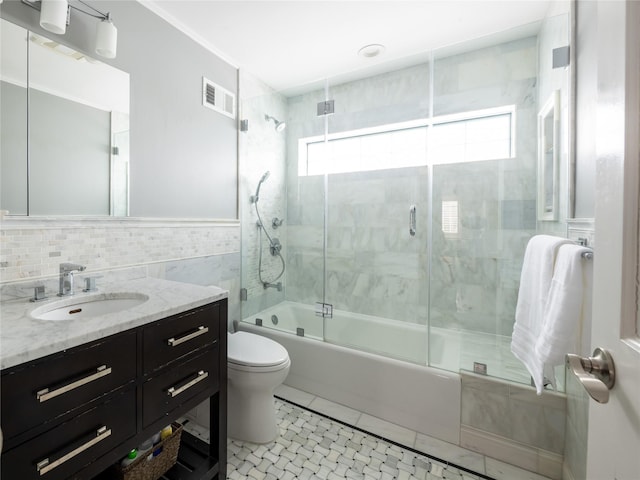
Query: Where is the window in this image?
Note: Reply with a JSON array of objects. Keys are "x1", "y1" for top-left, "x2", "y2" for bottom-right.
[
  {"x1": 430, "y1": 113, "x2": 513, "y2": 164},
  {"x1": 299, "y1": 106, "x2": 515, "y2": 176},
  {"x1": 442, "y1": 200, "x2": 459, "y2": 234}
]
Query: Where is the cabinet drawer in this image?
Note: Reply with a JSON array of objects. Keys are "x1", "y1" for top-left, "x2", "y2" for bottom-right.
[
  {"x1": 1, "y1": 388, "x2": 136, "y2": 480},
  {"x1": 1, "y1": 331, "x2": 136, "y2": 440},
  {"x1": 143, "y1": 347, "x2": 218, "y2": 428},
  {"x1": 142, "y1": 303, "x2": 219, "y2": 373}
]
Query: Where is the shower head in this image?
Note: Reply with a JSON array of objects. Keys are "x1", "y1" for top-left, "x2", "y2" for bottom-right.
[
  {"x1": 251, "y1": 170, "x2": 270, "y2": 203},
  {"x1": 265, "y1": 114, "x2": 286, "y2": 132}
]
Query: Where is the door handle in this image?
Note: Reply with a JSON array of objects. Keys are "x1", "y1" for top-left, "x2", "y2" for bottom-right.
[
  {"x1": 565, "y1": 347, "x2": 615, "y2": 404},
  {"x1": 409, "y1": 205, "x2": 416, "y2": 236}
]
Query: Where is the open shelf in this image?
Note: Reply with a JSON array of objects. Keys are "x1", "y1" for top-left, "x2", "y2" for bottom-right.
[{"x1": 162, "y1": 432, "x2": 219, "y2": 480}]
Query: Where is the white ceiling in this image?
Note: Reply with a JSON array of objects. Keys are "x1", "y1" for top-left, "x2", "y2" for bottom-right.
[{"x1": 143, "y1": 0, "x2": 553, "y2": 96}]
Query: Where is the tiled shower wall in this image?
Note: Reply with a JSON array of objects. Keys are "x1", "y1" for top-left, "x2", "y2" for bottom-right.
[
  {"x1": 239, "y1": 72, "x2": 288, "y2": 318},
  {"x1": 0, "y1": 219, "x2": 241, "y2": 326}
]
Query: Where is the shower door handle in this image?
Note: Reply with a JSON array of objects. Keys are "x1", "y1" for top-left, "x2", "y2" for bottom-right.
[{"x1": 409, "y1": 205, "x2": 417, "y2": 236}]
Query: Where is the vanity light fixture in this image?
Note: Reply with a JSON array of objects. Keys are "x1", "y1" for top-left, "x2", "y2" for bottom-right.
[
  {"x1": 21, "y1": 0, "x2": 118, "y2": 59},
  {"x1": 95, "y1": 13, "x2": 117, "y2": 59},
  {"x1": 39, "y1": 0, "x2": 68, "y2": 34}
]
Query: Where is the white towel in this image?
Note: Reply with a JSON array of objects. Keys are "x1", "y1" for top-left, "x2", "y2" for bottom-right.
[
  {"x1": 511, "y1": 235, "x2": 572, "y2": 394},
  {"x1": 534, "y1": 244, "x2": 592, "y2": 376}
]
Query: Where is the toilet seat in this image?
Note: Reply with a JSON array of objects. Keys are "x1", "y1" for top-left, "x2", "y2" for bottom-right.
[{"x1": 228, "y1": 331, "x2": 289, "y2": 371}]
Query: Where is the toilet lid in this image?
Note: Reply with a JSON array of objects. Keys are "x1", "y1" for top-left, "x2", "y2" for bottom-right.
[{"x1": 228, "y1": 331, "x2": 289, "y2": 367}]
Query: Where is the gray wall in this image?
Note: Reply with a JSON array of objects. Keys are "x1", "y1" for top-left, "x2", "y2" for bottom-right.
[
  {"x1": 574, "y1": 0, "x2": 597, "y2": 218},
  {"x1": 0, "y1": 81, "x2": 27, "y2": 214},
  {"x1": 30, "y1": 88, "x2": 111, "y2": 215},
  {"x1": 1, "y1": 0, "x2": 238, "y2": 219}
]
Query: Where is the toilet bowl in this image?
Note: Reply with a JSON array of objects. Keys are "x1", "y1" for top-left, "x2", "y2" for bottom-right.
[{"x1": 227, "y1": 331, "x2": 290, "y2": 444}]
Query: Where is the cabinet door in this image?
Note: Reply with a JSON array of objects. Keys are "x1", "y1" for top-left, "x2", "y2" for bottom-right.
[
  {"x1": 0, "y1": 388, "x2": 135, "y2": 480},
  {"x1": 143, "y1": 303, "x2": 220, "y2": 373},
  {"x1": 142, "y1": 347, "x2": 219, "y2": 428},
  {"x1": 1, "y1": 331, "x2": 136, "y2": 441}
]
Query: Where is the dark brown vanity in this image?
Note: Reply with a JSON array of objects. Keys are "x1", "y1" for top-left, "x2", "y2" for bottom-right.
[{"x1": 1, "y1": 298, "x2": 227, "y2": 480}]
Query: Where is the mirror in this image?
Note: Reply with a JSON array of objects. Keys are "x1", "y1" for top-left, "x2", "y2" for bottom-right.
[
  {"x1": 0, "y1": 19, "x2": 130, "y2": 216},
  {"x1": 538, "y1": 90, "x2": 560, "y2": 221}
]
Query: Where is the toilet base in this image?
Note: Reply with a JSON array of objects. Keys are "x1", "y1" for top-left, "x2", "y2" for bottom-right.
[{"x1": 227, "y1": 383, "x2": 279, "y2": 444}]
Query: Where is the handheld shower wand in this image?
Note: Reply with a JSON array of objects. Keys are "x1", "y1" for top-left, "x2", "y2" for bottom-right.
[
  {"x1": 250, "y1": 170, "x2": 286, "y2": 289},
  {"x1": 250, "y1": 171, "x2": 270, "y2": 203}
]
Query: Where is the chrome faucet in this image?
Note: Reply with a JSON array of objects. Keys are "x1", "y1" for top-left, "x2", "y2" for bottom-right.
[{"x1": 58, "y1": 263, "x2": 86, "y2": 297}]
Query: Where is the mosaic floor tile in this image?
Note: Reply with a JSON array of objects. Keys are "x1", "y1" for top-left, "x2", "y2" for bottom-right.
[{"x1": 225, "y1": 399, "x2": 492, "y2": 480}]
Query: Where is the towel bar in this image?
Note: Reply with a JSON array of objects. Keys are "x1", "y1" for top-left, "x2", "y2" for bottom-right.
[{"x1": 581, "y1": 251, "x2": 593, "y2": 260}]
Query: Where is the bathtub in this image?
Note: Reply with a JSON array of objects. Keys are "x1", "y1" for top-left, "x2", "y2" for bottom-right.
[{"x1": 238, "y1": 301, "x2": 461, "y2": 444}]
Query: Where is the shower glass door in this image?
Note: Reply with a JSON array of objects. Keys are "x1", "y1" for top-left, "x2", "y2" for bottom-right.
[
  {"x1": 427, "y1": 18, "x2": 570, "y2": 387},
  {"x1": 279, "y1": 80, "x2": 328, "y2": 340},
  {"x1": 238, "y1": 72, "x2": 325, "y2": 338},
  {"x1": 320, "y1": 70, "x2": 431, "y2": 364}
]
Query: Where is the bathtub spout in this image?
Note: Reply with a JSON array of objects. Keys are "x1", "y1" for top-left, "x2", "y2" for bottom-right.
[{"x1": 263, "y1": 282, "x2": 282, "y2": 291}]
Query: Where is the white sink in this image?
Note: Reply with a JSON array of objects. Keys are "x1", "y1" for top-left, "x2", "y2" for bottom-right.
[{"x1": 30, "y1": 293, "x2": 149, "y2": 321}]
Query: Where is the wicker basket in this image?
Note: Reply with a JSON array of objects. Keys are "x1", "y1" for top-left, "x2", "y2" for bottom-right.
[{"x1": 116, "y1": 423, "x2": 183, "y2": 480}]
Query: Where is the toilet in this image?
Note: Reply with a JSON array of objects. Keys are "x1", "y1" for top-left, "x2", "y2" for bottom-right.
[{"x1": 227, "y1": 331, "x2": 291, "y2": 444}]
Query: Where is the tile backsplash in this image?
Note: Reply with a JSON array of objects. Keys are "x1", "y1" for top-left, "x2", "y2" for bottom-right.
[{"x1": 0, "y1": 218, "x2": 241, "y2": 324}]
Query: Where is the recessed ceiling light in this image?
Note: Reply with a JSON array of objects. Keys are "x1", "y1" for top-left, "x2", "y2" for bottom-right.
[{"x1": 358, "y1": 44, "x2": 386, "y2": 58}]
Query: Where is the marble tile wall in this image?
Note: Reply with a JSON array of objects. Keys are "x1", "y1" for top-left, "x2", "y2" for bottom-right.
[
  {"x1": 430, "y1": 159, "x2": 537, "y2": 336},
  {"x1": 0, "y1": 218, "x2": 241, "y2": 326},
  {"x1": 430, "y1": 36, "x2": 539, "y2": 337},
  {"x1": 460, "y1": 372, "x2": 565, "y2": 479},
  {"x1": 286, "y1": 167, "x2": 431, "y2": 323}
]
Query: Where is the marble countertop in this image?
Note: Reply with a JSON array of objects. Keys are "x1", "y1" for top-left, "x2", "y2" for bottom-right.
[{"x1": 0, "y1": 277, "x2": 228, "y2": 370}]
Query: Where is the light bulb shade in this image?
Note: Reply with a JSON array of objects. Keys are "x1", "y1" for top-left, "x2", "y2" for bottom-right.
[
  {"x1": 39, "y1": 0, "x2": 68, "y2": 35},
  {"x1": 95, "y1": 19, "x2": 117, "y2": 59}
]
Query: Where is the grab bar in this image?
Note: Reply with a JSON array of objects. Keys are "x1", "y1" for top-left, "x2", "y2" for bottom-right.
[{"x1": 409, "y1": 205, "x2": 416, "y2": 236}]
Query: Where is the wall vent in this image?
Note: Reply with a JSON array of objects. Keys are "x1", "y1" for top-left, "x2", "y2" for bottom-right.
[{"x1": 202, "y1": 77, "x2": 236, "y2": 119}]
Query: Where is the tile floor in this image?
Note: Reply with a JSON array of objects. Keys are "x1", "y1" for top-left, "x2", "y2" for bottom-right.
[
  {"x1": 183, "y1": 385, "x2": 552, "y2": 480},
  {"x1": 227, "y1": 400, "x2": 482, "y2": 480}
]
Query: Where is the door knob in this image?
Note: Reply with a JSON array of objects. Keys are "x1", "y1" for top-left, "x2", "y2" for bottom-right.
[{"x1": 565, "y1": 347, "x2": 615, "y2": 404}]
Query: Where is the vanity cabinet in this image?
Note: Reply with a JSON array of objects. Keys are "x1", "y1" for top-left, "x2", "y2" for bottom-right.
[
  {"x1": 1, "y1": 331, "x2": 137, "y2": 443},
  {"x1": 0, "y1": 298, "x2": 227, "y2": 480}
]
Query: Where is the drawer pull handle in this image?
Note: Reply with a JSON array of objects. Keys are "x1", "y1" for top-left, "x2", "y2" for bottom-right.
[
  {"x1": 36, "y1": 426, "x2": 111, "y2": 476},
  {"x1": 36, "y1": 365, "x2": 112, "y2": 403},
  {"x1": 167, "y1": 326, "x2": 208, "y2": 347},
  {"x1": 167, "y1": 370, "x2": 208, "y2": 398}
]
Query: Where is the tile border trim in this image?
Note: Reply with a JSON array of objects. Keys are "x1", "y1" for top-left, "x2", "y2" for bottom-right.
[{"x1": 275, "y1": 395, "x2": 495, "y2": 480}]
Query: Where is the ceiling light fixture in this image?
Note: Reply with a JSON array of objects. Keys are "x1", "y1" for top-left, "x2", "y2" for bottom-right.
[
  {"x1": 21, "y1": 0, "x2": 118, "y2": 59},
  {"x1": 358, "y1": 44, "x2": 386, "y2": 59}
]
